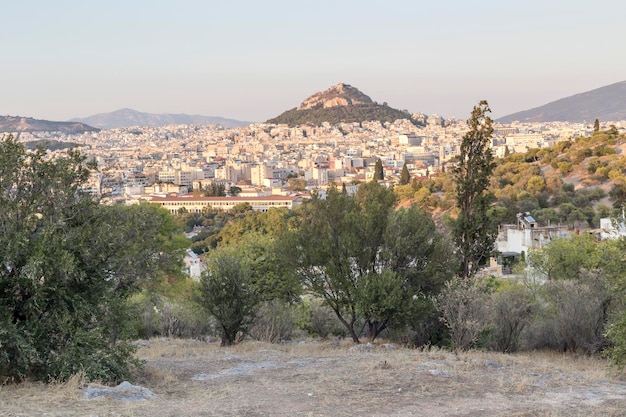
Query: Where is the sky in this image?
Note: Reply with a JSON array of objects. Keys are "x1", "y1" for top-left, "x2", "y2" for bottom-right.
[{"x1": 2, "y1": 0, "x2": 625, "y2": 123}]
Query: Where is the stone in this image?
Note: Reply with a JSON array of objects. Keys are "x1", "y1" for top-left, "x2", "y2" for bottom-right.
[{"x1": 83, "y1": 381, "x2": 156, "y2": 402}]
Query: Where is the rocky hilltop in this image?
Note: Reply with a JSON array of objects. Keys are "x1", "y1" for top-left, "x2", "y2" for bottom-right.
[
  {"x1": 267, "y1": 83, "x2": 419, "y2": 127},
  {"x1": 297, "y1": 82, "x2": 374, "y2": 110},
  {"x1": 0, "y1": 115, "x2": 98, "y2": 134}
]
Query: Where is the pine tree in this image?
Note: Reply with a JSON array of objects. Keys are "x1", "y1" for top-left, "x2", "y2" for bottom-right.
[
  {"x1": 450, "y1": 101, "x2": 498, "y2": 279},
  {"x1": 594, "y1": 118, "x2": 600, "y2": 132}
]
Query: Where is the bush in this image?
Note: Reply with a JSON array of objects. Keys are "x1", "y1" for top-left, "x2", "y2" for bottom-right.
[
  {"x1": 128, "y1": 293, "x2": 212, "y2": 340},
  {"x1": 197, "y1": 248, "x2": 259, "y2": 346},
  {"x1": 296, "y1": 297, "x2": 347, "y2": 339},
  {"x1": 557, "y1": 161, "x2": 573, "y2": 174},
  {"x1": 489, "y1": 283, "x2": 535, "y2": 353},
  {"x1": 435, "y1": 279, "x2": 490, "y2": 351},
  {"x1": 530, "y1": 270, "x2": 610, "y2": 353},
  {"x1": 249, "y1": 301, "x2": 300, "y2": 343},
  {"x1": 44, "y1": 332, "x2": 142, "y2": 383}
]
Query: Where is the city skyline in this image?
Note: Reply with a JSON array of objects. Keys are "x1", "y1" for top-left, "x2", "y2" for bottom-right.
[{"x1": 2, "y1": 0, "x2": 625, "y2": 123}]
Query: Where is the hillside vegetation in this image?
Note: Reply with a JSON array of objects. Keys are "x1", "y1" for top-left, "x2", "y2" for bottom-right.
[
  {"x1": 267, "y1": 103, "x2": 417, "y2": 127},
  {"x1": 395, "y1": 126, "x2": 626, "y2": 228}
]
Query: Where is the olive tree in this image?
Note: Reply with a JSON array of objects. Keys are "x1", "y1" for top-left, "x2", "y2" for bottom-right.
[
  {"x1": 294, "y1": 182, "x2": 455, "y2": 343},
  {"x1": 198, "y1": 247, "x2": 259, "y2": 346}
]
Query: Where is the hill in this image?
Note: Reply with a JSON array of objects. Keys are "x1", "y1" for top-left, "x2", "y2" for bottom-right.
[
  {"x1": 0, "y1": 115, "x2": 98, "y2": 134},
  {"x1": 71, "y1": 108, "x2": 252, "y2": 129},
  {"x1": 497, "y1": 80, "x2": 626, "y2": 123},
  {"x1": 267, "y1": 83, "x2": 419, "y2": 127}
]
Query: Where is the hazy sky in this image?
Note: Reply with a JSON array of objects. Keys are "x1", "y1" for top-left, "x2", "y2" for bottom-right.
[{"x1": 2, "y1": 0, "x2": 625, "y2": 122}]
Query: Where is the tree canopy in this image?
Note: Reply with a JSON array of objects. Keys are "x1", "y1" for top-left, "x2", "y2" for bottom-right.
[
  {"x1": 0, "y1": 135, "x2": 186, "y2": 382},
  {"x1": 293, "y1": 182, "x2": 455, "y2": 342}
]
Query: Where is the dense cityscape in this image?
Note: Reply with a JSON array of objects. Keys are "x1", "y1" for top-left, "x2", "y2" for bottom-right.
[{"x1": 14, "y1": 116, "x2": 617, "y2": 206}]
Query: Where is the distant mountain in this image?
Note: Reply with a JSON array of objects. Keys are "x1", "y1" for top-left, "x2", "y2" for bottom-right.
[
  {"x1": 497, "y1": 81, "x2": 626, "y2": 123},
  {"x1": 267, "y1": 83, "x2": 419, "y2": 127},
  {"x1": 71, "y1": 109, "x2": 252, "y2": 129},
  {"x1": 0, "y1": 115, "x2": 98, "y2": 134}
]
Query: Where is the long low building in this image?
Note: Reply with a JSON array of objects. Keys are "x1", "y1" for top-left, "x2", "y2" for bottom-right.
[{"x1": 150, "y1": 195, "x2": 305, "y2": 214}]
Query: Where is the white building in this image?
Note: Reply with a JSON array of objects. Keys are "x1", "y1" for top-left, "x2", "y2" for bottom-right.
[
  {"x1": 599, "y1": 217, "x2": 626, "y2": 239},
  {"x1": 496, "y1": 212, "x2": 570, "y2": 257},
  {"x1": 183, "y1": 249, "x2": 205, "y2": 280}
]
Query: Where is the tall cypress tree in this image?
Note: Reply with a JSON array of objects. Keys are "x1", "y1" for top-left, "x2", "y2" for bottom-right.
[
  {"x1": 450, "y1": 101, "x2": 497, "y2": 279},
  {"x1": 373, "y1": 158, "x2": 384, "y2": 181},
  {"x1": 399, "y1": 163, "x2": 410, "y2": 185}
]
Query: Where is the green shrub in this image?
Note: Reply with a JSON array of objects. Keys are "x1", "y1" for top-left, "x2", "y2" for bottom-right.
[
  {"x1": 296, "y1": 297, "x2": 346, "y2": 339},
  {"x1": 249, "y1": 301, "x2": 300, "y2": 343}
]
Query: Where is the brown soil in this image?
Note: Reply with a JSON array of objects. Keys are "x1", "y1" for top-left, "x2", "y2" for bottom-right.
[{"x1": 1, "y1": 338, "x2": 626, "y2": 416}]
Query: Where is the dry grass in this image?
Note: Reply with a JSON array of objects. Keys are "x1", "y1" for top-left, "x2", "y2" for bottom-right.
[{"x1": 2, "y1": 338, "x2": 626, "y2": 416}]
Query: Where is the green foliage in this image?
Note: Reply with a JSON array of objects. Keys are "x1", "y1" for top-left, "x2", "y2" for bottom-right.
[
  {"x1": 0, "y1": 136, "x2": 184, "y2": 382},
  {"x1": 228, "y1": 185, "x2": 242, "y2": 196},
  {"x1": 434, "y1": 278, "x2": 491, "y2": 351},
  {"x1": 525, "y1": 175, "x2": 546, "y2": 194},
  {"x1": 527, "y1": 234, "x2": 599, "y2": 280},
  {"x1": 267, "y1": 103, "x2": 418, "y2": 127},
  {"x1": 557, "y1": 160, "x2": 573, "y2": 174},
  {"x1": 609, "y1": 180, "x2": 626, "y2": 208},
  {"x1": 489, "y1": 281, "x2": 535, "y2": 353},
  {"x1": 373, "y1": 158, "x2": 384, "y2": 181},
  {"x1": 601, "y1": 238, "x2": 626, "y2": 368},
  {"x1": 356, "y1": 271, "x2": 409, "y2": 341},
  {"x1": 399, "y1": 163, "x2": 411, "y2": 185},
  {"x1": 197, "y1": 247, "x2": 259, "y2": 346},
  {"x1": 248, "y1": 300, "x2": 299, "y2": 343},
  {"x1": 450, "y1": 101, "x2": 498, "y2": 279},
  {"x1": 294, "y1": 182, "x2": 454, "y2": 343},
  {"x1": 126, "y1": 290, "x2": 211, "y2": 340},
  {"x1": 535, "y1": 270, "x2": 610, "y2": 353},
  {"x1": 288, "y1": 177, "x2": 307, "y2": 191},
  {"x1": 179, "y1": 208, "x2": 237, "y2": 254},
  {"x1": 235, "y1": 233, "x2": 302, "y2": 302},
  {"x1": 199, "y1": 182, "x2": 226, "y2": 196},
  {"x1": 215, "y1": 208, "x2": 302, "y2": 302},
  {"x1": 43, "y1": 331, "x2": 143, "y2": 383},
  {"x1": 520, "y1": 236, "x2": 626, "y2": 355},
  {"x1": 295, "y1": 297, "x2": 347, "y2": 339},
  {"x1": 553, "y1": 140, "x2": 573, "y2": 154}
]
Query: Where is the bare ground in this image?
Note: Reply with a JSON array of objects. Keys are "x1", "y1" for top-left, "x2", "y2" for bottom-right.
[{"x1": 2, "y1": 338, "x2": 626, "y2": 417}]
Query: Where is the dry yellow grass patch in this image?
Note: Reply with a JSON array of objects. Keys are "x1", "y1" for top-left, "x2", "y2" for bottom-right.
[{"x1": 2, "y1": 339, "x2": 626, "y2": 417}]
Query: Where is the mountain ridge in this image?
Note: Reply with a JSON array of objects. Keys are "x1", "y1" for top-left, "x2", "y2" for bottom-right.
[
  {"x1": 497, "y1": 81, "x2": 626, "y2": 123},
  {"x1": 71, "y1": 108, "x2": 252, "y2": 129},
  {"x1": 0, "y1": 115, "x2": 98, "y2": 134}
]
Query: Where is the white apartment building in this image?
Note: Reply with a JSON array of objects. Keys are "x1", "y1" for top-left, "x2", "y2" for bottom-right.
[{"x1": 251, "y1": 163, "x2": 274, "y2": 186}]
